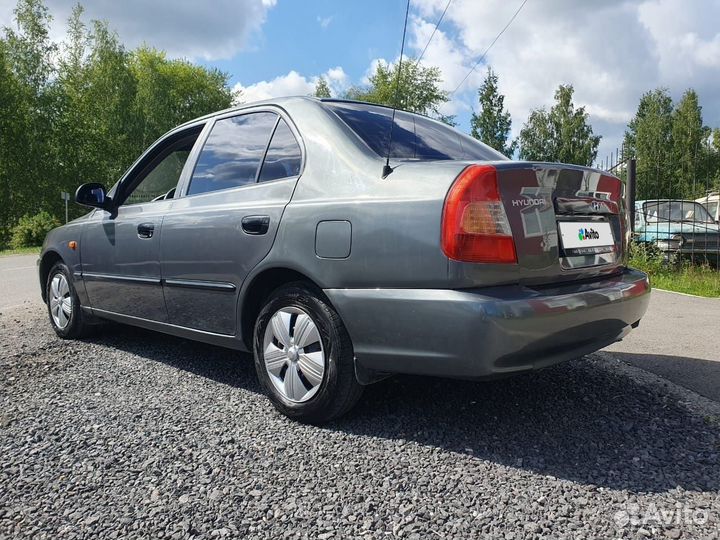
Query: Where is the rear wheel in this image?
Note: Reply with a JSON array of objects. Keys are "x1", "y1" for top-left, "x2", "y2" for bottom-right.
[
  {"x1": 253, "y1": 283, "x2": 363, "y2": 423},
  {"x1": 46, "y1": 262, "x2": 93, "y2": 339}
]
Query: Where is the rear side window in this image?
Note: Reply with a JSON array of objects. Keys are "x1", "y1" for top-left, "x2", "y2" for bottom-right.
[
  {"x1": 258, "y1": 119, "x2": 302, "y2": 182},
  {"x1": 188, "y1": 112, "x2": 277, "y2": 196},
  {"x1": 325, "y1": 102, "x2": 508, "y2": 161}
]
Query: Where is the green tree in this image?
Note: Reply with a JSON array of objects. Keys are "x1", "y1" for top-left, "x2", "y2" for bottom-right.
[
  {"x1": 518, "y1": 84, "x2": 600, "y2": 166},
  {"x1": 671, "y1": 89, "x2": 708, "y2": 198},
  {"x1": 2, "y1": 0, "x2": 58, "y2": 223},
  {"x1": 3, "y1": 0, "x2": 55, "y2": 94},
  {"x1": 314, "y1": 76, "x2": 331, "y2": 98},
  {"x1": 470, "y1": 68, "x2": 516, "y2": 156},
  {"x1": 63, "y1": 3, "x2": 86, "y2": 75},
  {"x1": 56, "y1": 32, "x2": 235, "y2": 193},
  {"x1": 344, "y1": 59, "x2": 452, "y2": 123},
  {"x1": 52, "y1": 16, "x2": 139, "y2": 215},
  {"x1": 711, "y1": 128, "x2": 720, "y2": 191},
  {"x1": 54, "y1": 5, "x2": 90, "y2": 198},
  {"x1": 80, "y1": 21, "x2": 138, "y2": 184},
  {"x1": 0, "y1": 0, "x2": 239, "y2": 247},
  {"x1": 131, "y1": 47, "x2": 235, "y2": 149},
  {"x1": 0, "y1": 40, "x2": 29, "y2": 244},
  {"x1": 623, "y1": 88, "x2": 673, "y2": 199}
]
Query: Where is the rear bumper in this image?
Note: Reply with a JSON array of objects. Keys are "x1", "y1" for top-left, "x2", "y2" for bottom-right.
[{"x1": 324, "y1": 268, "x2": 651, "y2": 380}]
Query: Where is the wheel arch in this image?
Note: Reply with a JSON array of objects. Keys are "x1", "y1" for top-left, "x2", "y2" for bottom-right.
[
  {"x1": 239, "y1": 266, "x2": 325, "y2": 351},
  {"x1": 39, "y1": 250, "x2": 63, "y2": 303}
]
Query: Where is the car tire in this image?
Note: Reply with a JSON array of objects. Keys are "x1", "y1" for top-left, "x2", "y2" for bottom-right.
[
  {"x1": 253, "y1": 282, "x2": 363, "y2": 423},
  {"x1": 46, "y1": 261, "x2": 93, "y2": 339}
]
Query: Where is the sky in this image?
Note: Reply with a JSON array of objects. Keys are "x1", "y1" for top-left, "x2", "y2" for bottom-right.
[{"x1": 2, "y1": 0, "x2": 719, "y2": 163}]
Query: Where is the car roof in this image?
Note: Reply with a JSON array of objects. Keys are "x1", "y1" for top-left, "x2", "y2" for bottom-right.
[
  {"x1": 174, "y1": 96, "x2": 433, "y2": 131},
  {"x1": 173, "y1": 96, "x2": 319, "y2": 129}
]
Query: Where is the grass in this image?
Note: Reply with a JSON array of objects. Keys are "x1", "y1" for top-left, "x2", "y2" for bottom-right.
[
  {"x1": 629, "y1": 243, "x2": 720, "y2": 298},
  {"x1": 0, "y1": 245, "x2": 41, "y2": 257}
]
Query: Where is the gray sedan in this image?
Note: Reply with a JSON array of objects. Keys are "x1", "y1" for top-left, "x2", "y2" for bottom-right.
[{"x1": 39, "y1": 97, "x2": 651, "y2": 423}]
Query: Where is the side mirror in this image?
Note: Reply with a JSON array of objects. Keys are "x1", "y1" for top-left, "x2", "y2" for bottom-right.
[{"x1": 75, "y1": 183, "x2": 112, "y2": 210}]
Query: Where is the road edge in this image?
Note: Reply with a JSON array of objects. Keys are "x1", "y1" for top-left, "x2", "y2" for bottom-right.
[{"x1": 595, "y1": 351, "x2": 720, "y2": 423}]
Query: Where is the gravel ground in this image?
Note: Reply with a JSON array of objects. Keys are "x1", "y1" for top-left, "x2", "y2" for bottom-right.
[{"x1": 1, "y1": 305, "x2": 719, "y2": 540}]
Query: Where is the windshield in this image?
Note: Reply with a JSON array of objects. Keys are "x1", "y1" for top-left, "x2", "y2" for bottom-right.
[
  {"x1": 325, "y1": 101, "x2": 508, "y2": 162},
  {"x1": 642, "y1": 201, "x2": 715, "y2": 224}
]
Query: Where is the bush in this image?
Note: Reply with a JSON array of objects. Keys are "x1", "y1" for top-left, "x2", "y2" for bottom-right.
[
  {"x1": 628, "y1": 240, "x2": 668, "y2": 275},
  {"x1": 9, "y1": 212, "x2": 61, "y2": 249}
]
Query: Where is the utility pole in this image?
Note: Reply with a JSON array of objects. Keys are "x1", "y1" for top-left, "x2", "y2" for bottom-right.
[
  {"x1": 61, "y1": 191, "x2": 70, "y2": 223},
  {"x1": 627, "y1": 158, "x2": 636, "y2": 232}
]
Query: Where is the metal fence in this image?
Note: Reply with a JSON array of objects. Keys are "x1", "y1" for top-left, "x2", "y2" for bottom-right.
[{"x1": 597, "y1": 148, "x2": 720, "y2": 268}]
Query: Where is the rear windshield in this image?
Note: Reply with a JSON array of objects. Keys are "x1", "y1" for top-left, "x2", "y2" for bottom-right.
[{"x1": 325, "y1": 101, "x2": 508, "y2": 161}]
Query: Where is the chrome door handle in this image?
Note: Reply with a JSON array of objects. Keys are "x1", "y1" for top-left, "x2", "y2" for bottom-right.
[{"x1": 137, "y1": 222, "x2": 155, "y2": 239}]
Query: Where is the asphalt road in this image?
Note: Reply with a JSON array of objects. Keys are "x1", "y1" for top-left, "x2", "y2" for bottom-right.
[
  {"x1": 606, "y1": 289, "x2": 720, "y2": 402},
  {"x1": 0, "y1": 253, "x2": 40, "y2": 311}
]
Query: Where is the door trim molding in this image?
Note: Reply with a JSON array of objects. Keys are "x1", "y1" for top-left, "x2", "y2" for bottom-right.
[
  {"x1": 163, "y1": 278, "x2": 236, "y2": 292},
  {"x1": 82, "y1": 272, "x2": 236, "y2": 292},
  {"x1": 82, "y1": 272, "x2": 161, "y2": 285}
]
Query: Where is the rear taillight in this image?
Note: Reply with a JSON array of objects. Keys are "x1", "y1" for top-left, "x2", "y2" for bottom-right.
[{"x1": 441, "y1": 165, "x2": 517, "y2": 264}]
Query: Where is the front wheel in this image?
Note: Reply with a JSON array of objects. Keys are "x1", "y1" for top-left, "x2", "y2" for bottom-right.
[
  {"x1": 46, "y1": 262, "x2": 93, "y2": 339},
  {"x1": 253, "y1": 283, "x2": 363, "y2": 423}
]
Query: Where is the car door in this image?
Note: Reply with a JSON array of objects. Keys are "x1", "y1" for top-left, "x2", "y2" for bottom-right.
[
  {"x1": 81, "y1": 125, "x2": 205, "y2": 321},
  {"x1": 160, "y1": 108, "x2": 304, "y2": 335}
]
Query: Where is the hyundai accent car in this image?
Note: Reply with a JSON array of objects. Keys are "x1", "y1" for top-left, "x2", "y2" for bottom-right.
[{"x1": 39, "y1": 97, "x2": 651, "y2": 423}]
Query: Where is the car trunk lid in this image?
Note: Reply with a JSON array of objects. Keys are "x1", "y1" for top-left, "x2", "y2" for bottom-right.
[{"x1": 446, "y1": 162, "x2": 628, "y2": 287}]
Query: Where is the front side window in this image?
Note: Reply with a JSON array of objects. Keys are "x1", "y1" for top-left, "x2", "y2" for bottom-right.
[
  {"x1": 258, "y1": 119, "x2": 302, "y2": 182},
  {"x1": 122, "y1": 132, "x2": 200, "y2": 206},
  {"x1": 188, "y1": 112, "x2": 278, "y2": 196}
]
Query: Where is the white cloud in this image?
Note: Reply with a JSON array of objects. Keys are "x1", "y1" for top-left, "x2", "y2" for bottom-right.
[
  {"x1": 234, "y1": 71, "x2": 314, "y2": 103},
  {"x1": 233, "y1": 67, "x2": 349, "y2": 104},
  {"x1": 408, "y1": 0, "x2": 720, "y2": 161},
  {"x1": 639, "y1": 0, "x2": 720, "y2": 73},
  {"x1": 0, "y1": 0, "x2": 275, "y2": 60},
  {"x1": 317, "y1": 15, "x2": 333, "y2": 29},
  {"x1": 409, "y1": 16, "x2": 482, "y2": 117},
  {"x1": 324, "y1": 66, "x2": 349, "y2": 91}
]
